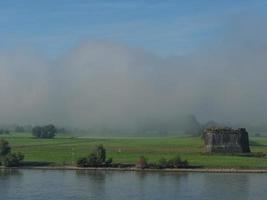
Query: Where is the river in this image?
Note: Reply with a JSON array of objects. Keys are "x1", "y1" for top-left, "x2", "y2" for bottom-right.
[{"x1": 0, "y1": 169, "x2": 266, "y2": 200}]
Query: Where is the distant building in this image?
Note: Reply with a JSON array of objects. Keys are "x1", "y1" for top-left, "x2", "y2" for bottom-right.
[{"x1": 203, "y1": 128, "x2": 250, "y2": 153}]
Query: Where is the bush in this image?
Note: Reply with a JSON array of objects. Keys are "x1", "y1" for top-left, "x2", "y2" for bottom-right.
[
  {"x1": 87, "y1": 153, "x2": 98, "y2": 166},
  {"x1": 105, "y1": 157, "x2": 113, "y2": 165},
  {"x1": 76, "y1": 145, "x2": 111, "y2": 167},
  {"x1": 76, "y1": 157, "x2": 89, "y2": 167},
  {"x1": 152, "y1": 155, "x2": 189, "y2": 169},
  {"x1": 167, "y1": 155, "x2": 188, "y2": 168},
  {"x1": 3, "y1": 153, "x2": 24, "y2": 167},
  {"x1": 158, "y1": 157, "x2": 168, "y2": 168},
  {"x1": 168, "y1": 155, "x2": 182, "y2": 167}
]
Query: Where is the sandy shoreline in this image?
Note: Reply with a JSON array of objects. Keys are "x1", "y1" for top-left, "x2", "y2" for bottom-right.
[{"x1": 1, "y1": 166, "x2": 267, "y2": 173}]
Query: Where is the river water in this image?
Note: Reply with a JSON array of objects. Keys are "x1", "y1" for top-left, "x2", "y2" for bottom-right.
[{"x1": 0, "y1": 169, "x2": 266, "y2": 200}]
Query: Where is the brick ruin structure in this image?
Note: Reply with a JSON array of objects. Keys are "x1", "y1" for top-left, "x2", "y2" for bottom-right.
[{"x1": 203, "y1": 128, "x2": 251, "y2": 153}]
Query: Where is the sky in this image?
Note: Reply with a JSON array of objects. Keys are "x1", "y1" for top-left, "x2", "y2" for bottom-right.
[
  {"x1": 1, "y1": 1, "x2": 267, "y2": 133},
  {"x1": 0, "y1": 0, "x2": 266, "y2": 56}
]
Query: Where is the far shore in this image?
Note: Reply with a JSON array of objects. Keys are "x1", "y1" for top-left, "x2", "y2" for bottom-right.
[{"x1": 1, "y1": 166, "x2": 267, "y2": 173}]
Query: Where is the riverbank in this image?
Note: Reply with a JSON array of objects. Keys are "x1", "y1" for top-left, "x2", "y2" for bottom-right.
[
  {"x1": 2, "y1": 134, "x2": 267, "y2": 169},
  {"x1": 2, "y1": 166, "x2": 267, "y2": 173}
]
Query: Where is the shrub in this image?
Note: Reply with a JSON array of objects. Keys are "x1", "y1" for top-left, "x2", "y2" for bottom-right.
[
  {"x1": 168, "y1": 155, "x2": 182, "y2": 167},
  {"x1": 167, "y1": 155, "x2": 188, "y2": 168},
  {"x1": 158, "y1": 157, "x2": 168, "y2": 168},
  {"x1": 153, "y1": 155, "x2": 189, "y2": 169},
  {"x1": 3, "y1": 152, "x2": 24, "y2": 167},
  {"x1": 87, "y1": 153, "x2": 98, "y2": 166},
  {"x1": 105, "y1": 158, "x2": 113, "y2": 165},
  {"x1": 76, "y1": 157, "x2": 89, "y2": 167},
  {"x1": 76, "y1": 145, "x2": 111, "y2": 167}
]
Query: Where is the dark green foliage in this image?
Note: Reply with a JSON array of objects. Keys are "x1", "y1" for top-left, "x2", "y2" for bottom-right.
[
  {"x1": 158, "y1": 157, "x2": 168, "y2": 168},
  {"x1": 87, "y1": 153, "x2": 98, "y2": 166},
  {"x1": 152, "y1": 155, "x2": 189, "y2": 169},
  {"x1": 94, "y1": 144, "x2": 106, "y2": 163},
  {"x1": 32, "y1": 125, "x2": 57, "y2": 138},
  {"x1": 0, "y1": 139, "x2": 24, "y2": 167},
  {"x1": 3, "y1": 153, "x2": 24, "y2": 167},
  {"x1": 135, "y1": 155, "x2": 188, "y2": 169},
  {"x1": 105, "y1": 157, "x2": 113, "y2": 165},
  {"x1": 0, "y1": 139, "x2": 11, "y2": 157},
  {"x1": 167, "y1": 155, "x2": 188, "y2": 168},
  {"x1": 168, "y1": 155, "x2": 182, "y2": 167},
  {"x1": 76, "y1": 145, "x2": 111, "y2": 167},
  {"x1": 76, "y1": 157, "x2": 89, "y2": 167}
]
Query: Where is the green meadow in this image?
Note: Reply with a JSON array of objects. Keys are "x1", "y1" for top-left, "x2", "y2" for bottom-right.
[{"x1": 1, "y1": 133, "x2": 267, "y2": 168}]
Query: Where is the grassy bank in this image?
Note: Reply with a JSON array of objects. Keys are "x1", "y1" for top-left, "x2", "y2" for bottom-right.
[{"x1": 1, "y1": 133, "x2": 267, "y2": 169}]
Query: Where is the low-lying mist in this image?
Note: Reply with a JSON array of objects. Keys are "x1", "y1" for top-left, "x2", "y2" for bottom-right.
[{"x1": 1, "y1": 15, "x2": 267, "y2": 135}]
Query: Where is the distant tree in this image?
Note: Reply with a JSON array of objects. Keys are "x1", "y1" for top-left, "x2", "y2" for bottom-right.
[{"x1": 32, "y1": 125, "x2": 57, "y2": 139}]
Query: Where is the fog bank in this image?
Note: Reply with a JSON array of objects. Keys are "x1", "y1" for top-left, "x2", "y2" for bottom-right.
[{"x1": 1, "y1": 16, "x2": 267, "y2": 134}]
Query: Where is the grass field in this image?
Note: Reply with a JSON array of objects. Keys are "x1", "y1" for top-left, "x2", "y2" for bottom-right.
[{"x1": 1, "y1": 133, "x2": 267, "y2": 168}]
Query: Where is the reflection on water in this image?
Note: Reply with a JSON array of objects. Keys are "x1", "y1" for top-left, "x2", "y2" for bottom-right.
[
  {"x1": 203, "y1": 174, "x2": 249, "y2": 200},
  {"x1": 0, "y1": 169, "x2": 22, "y2": 177},
  {"x1": 0, "y1": 169, "x2": 266, "y2": 200}
]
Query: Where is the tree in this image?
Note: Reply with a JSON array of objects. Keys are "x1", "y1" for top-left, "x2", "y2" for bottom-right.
[
  {"x1": 94, "y1": 145, "x2": 106, "y2": 163},
  {"x1": 32, "y1": 125, "x2": 57, "y2": 138},
  {"x1": 0, "y1": 139, "x2": 11, "y2": 157},
  {"x1": 0, "y1": 139, "x2": 24, "y2": 167}
]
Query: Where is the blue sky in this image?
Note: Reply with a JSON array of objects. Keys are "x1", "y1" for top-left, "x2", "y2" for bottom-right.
[{"x1": 1, "y1": 0, "x2": 267, "y2": 57}]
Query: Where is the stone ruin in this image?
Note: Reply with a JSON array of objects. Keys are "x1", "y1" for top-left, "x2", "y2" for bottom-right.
[{"x1": 203, "y1": 128, "x2": 250, "y2": 153}]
